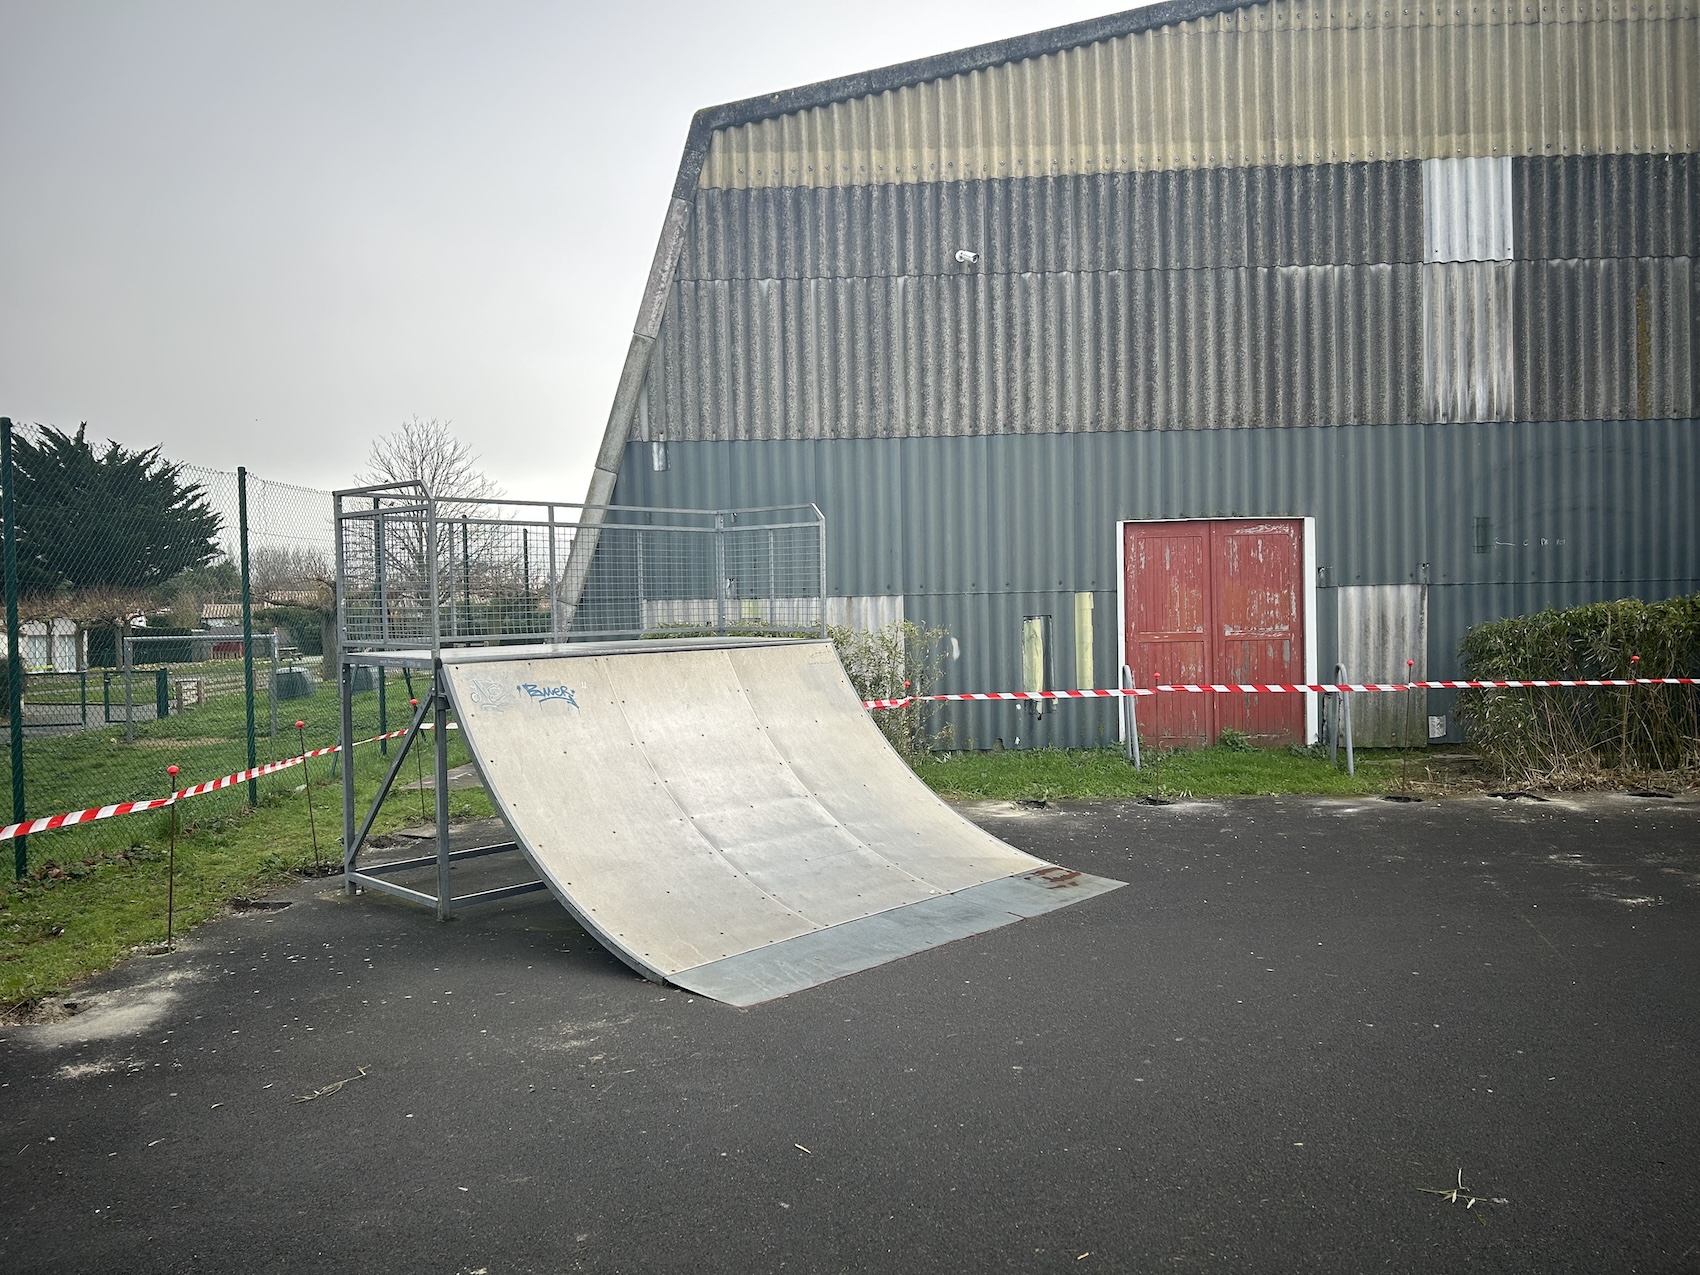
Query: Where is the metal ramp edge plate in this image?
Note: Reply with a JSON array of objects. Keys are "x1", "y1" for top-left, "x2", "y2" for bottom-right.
[
  {"x1": 669, "y1": 866, "x2": 1125, "y2": 1006},
  {"x1": 438, "y1": 640, "x2": 1123, "y2": 1004}
]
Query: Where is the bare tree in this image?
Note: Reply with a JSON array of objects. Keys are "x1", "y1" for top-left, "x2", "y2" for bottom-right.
[
  {"x1": 249, "y1": 545, "x2": 332, "y2": 602},
  {"x1": 356, "y1": 418, "x2": 512, "y2": 615},
  {"x1": 359, "y1": 417, "x2": 501, "y2": 501}
]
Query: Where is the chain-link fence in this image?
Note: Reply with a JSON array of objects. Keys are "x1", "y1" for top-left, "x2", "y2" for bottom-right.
[
  {"x1": 336, "y1": 487, "x2": 828, "y2": 650},
  {"x1": 0, "y1": 423, "x2": 389, "y2": 878}
]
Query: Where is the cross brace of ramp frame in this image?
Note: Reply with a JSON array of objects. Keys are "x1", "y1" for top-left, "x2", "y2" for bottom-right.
[{"x1": 338, "y1": 653, "x2": 546, "y2": 921}]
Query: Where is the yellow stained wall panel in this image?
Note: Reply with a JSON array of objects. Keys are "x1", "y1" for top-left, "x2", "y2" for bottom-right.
[{"x1": 700, "y1": 0, "x2": 1699, "y2": 188}]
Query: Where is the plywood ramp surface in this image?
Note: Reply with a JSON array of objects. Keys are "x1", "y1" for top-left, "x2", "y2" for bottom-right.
[{"x1": 441, "y1": 640, "x2": 1120, "y2": 1005}]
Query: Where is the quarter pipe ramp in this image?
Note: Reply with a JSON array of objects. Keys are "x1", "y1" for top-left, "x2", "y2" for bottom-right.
[{"x1": 438, "y1": 638, "x2": 1122, "y2": 1005}]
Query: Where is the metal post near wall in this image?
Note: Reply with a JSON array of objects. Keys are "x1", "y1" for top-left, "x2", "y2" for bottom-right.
[
  {"x1": 1120, "y1": 665, "x2": 1141, "y2": 770},
  {"x1": 238, "y1": 466, "x2": 258, "y2": 805},
  {"x1": 2, "y1": 418, "x2": 26, "y2": 877},
  {"x1": 1333, "y1": 662, "x2": 1355, "y2": 776}
]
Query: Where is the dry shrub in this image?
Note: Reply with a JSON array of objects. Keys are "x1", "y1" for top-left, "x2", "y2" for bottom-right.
[{"x1": 1455, "y1": 593, "x2": 1700, "y2": 786}]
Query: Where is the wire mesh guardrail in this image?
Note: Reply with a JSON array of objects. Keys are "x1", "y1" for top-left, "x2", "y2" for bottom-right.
[
  {"x1": 335, "y1": 485, "x2": 828, "y2": 650},
  {"x1": 1, "y1": 420, "x2": 353, "y2": 877}
]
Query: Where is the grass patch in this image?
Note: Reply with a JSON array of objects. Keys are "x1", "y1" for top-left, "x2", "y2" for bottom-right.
[
  {"x1": 913, "y1": 744, "x2": 1462, "y2": 802},
  {"x1": 1, "y1": 701, "x2": 492, "y2": 1013}
]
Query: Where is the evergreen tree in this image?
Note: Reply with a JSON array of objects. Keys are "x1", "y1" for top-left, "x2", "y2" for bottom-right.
[{"x1": 13, "y1": 424, "x2": 223, "y2": 595}]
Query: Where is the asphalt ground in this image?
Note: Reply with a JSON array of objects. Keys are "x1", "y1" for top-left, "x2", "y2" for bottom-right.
[{"x1": 2, "y1": 794, "x2": 1697, "y2": 1274}]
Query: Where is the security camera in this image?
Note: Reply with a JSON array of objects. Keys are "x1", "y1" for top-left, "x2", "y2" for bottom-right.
[{"x1": 954, "y1": 249, "x2": 980, "y2": 264}]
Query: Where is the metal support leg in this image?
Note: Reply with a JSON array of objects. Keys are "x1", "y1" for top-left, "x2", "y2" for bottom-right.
[
  {"x1": 340, "y1": 653, "x2": 358, "y2": 895},
  {"x1": 433, "y1": 671, "x2": 452, "y2": 921}
]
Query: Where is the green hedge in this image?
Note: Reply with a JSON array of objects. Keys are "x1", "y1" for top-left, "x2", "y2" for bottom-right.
[{"x1": 1456, "y1": 593, "x2": 1700, "y2": 781}]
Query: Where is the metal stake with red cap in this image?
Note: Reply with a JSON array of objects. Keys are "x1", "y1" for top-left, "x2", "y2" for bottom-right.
[{"x1": 166, "y1": 765, "x2": 179, "y2": 949}]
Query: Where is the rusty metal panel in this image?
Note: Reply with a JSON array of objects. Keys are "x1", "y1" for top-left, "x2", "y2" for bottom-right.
[{"x1": 699, "y1": 0, "x2": 1700, "y2": 190}]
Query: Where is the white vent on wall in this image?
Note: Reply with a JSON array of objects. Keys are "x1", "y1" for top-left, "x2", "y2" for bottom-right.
[{"x1": 1421, "y1": 156, "x2": 1515, "y2": 423}]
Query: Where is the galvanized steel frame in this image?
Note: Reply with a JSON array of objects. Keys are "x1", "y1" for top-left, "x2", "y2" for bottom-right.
[{"x1": 330, "y1": 482, "x2": 829, "y2": 923}]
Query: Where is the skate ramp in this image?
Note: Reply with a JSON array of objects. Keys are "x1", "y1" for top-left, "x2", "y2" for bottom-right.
[{"x1": 439, "y1": 639, "x2": 1121, "y2": 1005}]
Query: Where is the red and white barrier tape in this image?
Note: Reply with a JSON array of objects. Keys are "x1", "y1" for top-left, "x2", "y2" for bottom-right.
[
  {"x1": 0, "y1": 722, "x2": 460, "y2": 844},
  {"x1": 862, "y1": 677, "x2": 1700, "y2": 710}
]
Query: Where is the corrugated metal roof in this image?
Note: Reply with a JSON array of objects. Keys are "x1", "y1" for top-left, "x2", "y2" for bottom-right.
[{"x1": 700, "y1": 0, "x2": 1700, "y2": 189}]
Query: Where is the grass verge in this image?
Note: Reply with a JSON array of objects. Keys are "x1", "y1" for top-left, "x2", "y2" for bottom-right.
[
  {"x1": 912, "y1": 743, "x2": 1478, "y2": 802},
  {"x1": 1, "y1": 720, "x2": 493, "y2": 1016}
]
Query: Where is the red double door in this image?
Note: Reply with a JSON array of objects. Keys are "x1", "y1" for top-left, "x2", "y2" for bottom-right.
[{"x1": 1122, "y1": 519, "x2": 1307, "y2": 748}]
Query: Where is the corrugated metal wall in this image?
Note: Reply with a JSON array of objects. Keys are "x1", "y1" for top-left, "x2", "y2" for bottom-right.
[
  {"x1": 700, "y1": 0, "x2": 1698, "y2": 190},
  {"x1": 643, "y1": 258, "x2": 1694, "y2": 439},
  {"x1": 599, "y1": 0, "x2": 1700, "y2": 750},
  {"x1": 613, "y1": 419, "x2": 1700, "y2": 747},
  {"x1": 644, "y1": 154, "x2": 1697, "y2": 442}
]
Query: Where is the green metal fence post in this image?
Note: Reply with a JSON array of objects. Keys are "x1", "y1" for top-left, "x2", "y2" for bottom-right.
[
  {"x1": 2, "y1": 418, "x2": 27, "y2": 877},
  {"x1": 238, "y1": 466, "x2": 257, "y2": 805},
  {"x1": 155, "y1": 667, "x2": 170, "y2": 718}
]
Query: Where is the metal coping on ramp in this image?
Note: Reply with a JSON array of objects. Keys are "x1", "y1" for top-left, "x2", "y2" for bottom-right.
[
  {"x1": 433, "y1": 639, "x2": 1123, "y2": 1006},
  {"x1": 670, "y1": 867, "x2": 1124, "y2": 1006}
]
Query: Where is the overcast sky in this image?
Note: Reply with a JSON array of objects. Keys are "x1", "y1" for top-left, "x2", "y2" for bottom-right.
[{"x1": 1, "y1": 1, "x2": 1137, "y2": 500}]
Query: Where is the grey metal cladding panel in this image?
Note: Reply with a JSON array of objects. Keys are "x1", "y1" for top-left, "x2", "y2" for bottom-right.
[
  {"x1": 614, "y1": 418, "x2": 1699, "y2": 600},
  {"x1": 612, "y1": 420, "x2": 1700, "y2": 745},
  {"x1": 1515, "y1": 257, "x2": 1697, "y2": 421},
  {"x1": 1426, "y1": 418, "x2": 1700, "y2": 592},
  {"x1": 651, "y1": 265, "x2": 1422, "y2": 441},
  {"x1": 1515, "y1": 153, "x2": 1700, "y2": 262},
  {"x1": 680, "y1": 163, "x2": 1424, "y2": 280}
]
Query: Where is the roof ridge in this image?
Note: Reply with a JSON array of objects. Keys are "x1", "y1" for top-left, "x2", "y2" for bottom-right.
[{"x1": 670, "y1": 0, "x2": 1256, "y2": 198}]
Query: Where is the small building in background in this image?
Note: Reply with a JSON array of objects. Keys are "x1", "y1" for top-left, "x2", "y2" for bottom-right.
[{"x1": 588, "y1": 0, "x2": 1699, "y2": 750}]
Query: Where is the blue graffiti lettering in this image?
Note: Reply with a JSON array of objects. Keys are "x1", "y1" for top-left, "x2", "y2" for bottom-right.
[{"x1": 516, "y1": 682, "x2": 578, "y2": 707}]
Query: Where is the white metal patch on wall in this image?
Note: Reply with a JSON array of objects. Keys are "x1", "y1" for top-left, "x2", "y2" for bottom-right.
[{"x1": 1422, "y1": 156, "x2": 1515, "y2": 424}]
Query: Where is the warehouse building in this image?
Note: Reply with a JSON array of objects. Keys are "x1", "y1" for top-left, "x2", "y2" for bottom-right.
[{"x1": 584, "y1": 0, "x2": 1699, "y2": 750}]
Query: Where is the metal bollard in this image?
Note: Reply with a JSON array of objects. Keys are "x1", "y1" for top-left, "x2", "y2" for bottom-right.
[{"x1": 1121, "y1": 665, "x2": 1141, "y2": 770}]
